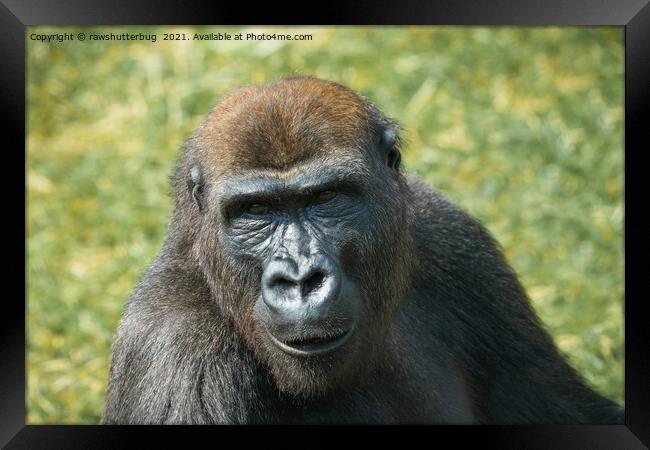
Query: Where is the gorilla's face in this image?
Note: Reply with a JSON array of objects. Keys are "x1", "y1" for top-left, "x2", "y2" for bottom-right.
[{"x1": 189, "y1": 78, "x2": 415, "y2": 397}]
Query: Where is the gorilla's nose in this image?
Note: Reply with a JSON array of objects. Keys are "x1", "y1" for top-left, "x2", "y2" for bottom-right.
[{"x1": 261, "y1": 254, "x2": 341, "y2": 318}]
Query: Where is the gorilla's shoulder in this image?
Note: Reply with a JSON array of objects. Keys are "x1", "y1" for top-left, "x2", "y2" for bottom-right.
[
  {"x1": 405, "y1": 175, "x2": 506, "y2": 271},
  {"x1": 406, "y1": 176, "x2": 486, "y2": 237},
  {"x1": 121, "y1": 252, "x2": 224, "y2": 337},
  {"x1": 407, "y1": 176, "x2": 454, "y2": 211}
]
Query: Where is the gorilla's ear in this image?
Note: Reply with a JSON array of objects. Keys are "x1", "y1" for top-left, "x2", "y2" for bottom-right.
[
  {"x1": 378, "y1": 127, "x2": 401, "y2": 171},
  {"x1": 190, "y1": 164, "x2": 204, "y2": 213}
]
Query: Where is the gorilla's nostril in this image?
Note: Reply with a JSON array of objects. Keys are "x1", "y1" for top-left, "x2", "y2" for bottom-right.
[
  {"x1": 302, "y1": 272, "x2": 325, "y2": 297},
  {"x1": 274, "y1": 278, "x2": 297, "y2": 291}
]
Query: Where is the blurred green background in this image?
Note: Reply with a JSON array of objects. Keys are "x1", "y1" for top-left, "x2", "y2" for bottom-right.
[{"x1": 27, "y1": 26, "x2": 624, "y2": 423}]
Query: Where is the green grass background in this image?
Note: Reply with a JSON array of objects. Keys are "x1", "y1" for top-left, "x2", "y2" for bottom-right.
[{"x1": 27, "y1": 26, "x2": 624, "y2": 423}]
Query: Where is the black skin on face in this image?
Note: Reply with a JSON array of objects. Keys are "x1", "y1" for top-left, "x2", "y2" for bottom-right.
[
  {"x1": 102, "y1": 76, "x2": 623, "y2": 424},
  {"x1": 220, "y1": 161, "x2": 369, "y2": 358}
]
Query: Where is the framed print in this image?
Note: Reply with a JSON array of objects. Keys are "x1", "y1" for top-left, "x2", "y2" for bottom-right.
[{"x1": 4, "y1": 0, "x2": 649, "y2": 447}]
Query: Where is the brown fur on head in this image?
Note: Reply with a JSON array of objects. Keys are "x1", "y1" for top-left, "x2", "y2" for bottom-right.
[
  {"x1": 197, "y1": 77, "x2": 391, "y2": 172},
  {"x1": 170, "y1": 76, "x2": 416, "y2": 398}
]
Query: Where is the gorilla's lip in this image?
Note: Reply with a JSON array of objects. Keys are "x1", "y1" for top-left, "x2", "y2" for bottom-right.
[{"x1": 267, "y1": 327, "x2": 354, "y2": 356}]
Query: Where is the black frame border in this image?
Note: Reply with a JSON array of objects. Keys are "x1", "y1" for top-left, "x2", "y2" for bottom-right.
[{"x1": 4, "y1": 0, "x2": 649, "y2": 448}]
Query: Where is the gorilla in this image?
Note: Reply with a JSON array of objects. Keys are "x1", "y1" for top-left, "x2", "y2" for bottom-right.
[{"x1": 102, "y1": 76, "x2": 623, "y2": 424}]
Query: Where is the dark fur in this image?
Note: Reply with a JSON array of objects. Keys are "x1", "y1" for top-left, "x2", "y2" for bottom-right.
[{"x1": 103, "y1": 77, "x2": 623, "y2": 424}]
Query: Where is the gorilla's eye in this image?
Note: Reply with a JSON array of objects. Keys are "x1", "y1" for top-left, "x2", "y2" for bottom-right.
[
  {"x1": 247, "y1": 203, "x2": 270, "y2": 215},
  {"x1": 315, "y1": 190, "x2": 337, "y2": 204}
]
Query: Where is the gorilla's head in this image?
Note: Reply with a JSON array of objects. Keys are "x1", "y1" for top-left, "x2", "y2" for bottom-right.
[{"x1": 172, "y1": 77, "x2": 416, "y2": 397}]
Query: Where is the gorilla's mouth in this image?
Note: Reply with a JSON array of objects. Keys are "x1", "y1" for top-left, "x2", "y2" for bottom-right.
[{"x1": 268, "y1": 328, "x2": 354, "y2": 356}]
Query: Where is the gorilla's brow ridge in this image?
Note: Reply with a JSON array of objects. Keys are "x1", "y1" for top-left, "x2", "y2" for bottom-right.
[{"x1": 216, "y1": 161, "x2": 370, "y2": 208}]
